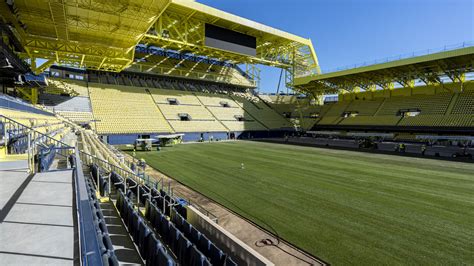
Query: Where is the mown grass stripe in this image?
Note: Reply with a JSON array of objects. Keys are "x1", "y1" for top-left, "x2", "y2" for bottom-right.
[{"x1": 125, "y1": 141, "x2": 474, "y2": 265}]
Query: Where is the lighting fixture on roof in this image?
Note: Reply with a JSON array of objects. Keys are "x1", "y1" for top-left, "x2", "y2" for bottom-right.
[{"x1": 162, "y1": 30, "x2": 170, "y2": 38}]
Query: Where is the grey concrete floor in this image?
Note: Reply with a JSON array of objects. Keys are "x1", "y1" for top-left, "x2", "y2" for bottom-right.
[{"x1": 0, "y1": 163, "x2": 75, "y2": 265}]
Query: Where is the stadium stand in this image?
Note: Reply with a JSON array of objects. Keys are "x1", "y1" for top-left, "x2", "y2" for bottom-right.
[
  {"x1": 46, "y1": 74, "x2": 292, "y2": 137},
  {"x1": 231, "y1": 93, "x2": 294, "y2": 129},
  {"x1": 150, "y1": 88, "x2": 229, "y2": 132},
  {"x1": 275, "y1": 82, "x2": 474, "y2": 129},
  {"x1": 451, "y1": 86, "x2": 474, "y2": 115},
  {"x1": 376, "y1": 91, "x2": 452, "y2": 116},
  {"x1": 150, "y1": 88, "x2": 203, "y2": 105},
  {"x1": 2, "y1": 96, "x2": 269, "y2": 264},
  {"x1": 345, "y1": 98, "x2": 384, "y2": 116},
  {"x1": 78, "y1": 127, "x2": 253, "y2": 265},
  {"x1": 0, "y1": 0, "x2": 473, "y2": 264},
  {"x1": 339, "y1": 115, "x2": 402, "y2": 126},
  {"x1": 88, "y1": 84, "x2": 173, "y2": 134}
]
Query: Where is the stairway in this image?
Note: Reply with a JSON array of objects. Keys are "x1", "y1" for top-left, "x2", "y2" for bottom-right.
[{"x1": 444, "y1": 93, "x2": 459, "y2": 115}]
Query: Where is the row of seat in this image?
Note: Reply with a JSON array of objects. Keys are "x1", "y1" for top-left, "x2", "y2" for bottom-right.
[
  {"x1": 170, "y1": 208, "x2": 235, "y2": 266},
  {"x1": 91, "y1": 165, "x2": 109, "y2": 197},
  {"x1": 84, "y1": 175, "x2": 119, "y2": 266},
  {"x1": 56, "y1": 111, "x2": 94, "y2": 123},
  {"x1": 110, "y1": 170, "x2": 236, "y2": 266},
  {"x1": 144, "y1": 188, "x2": 236, "y2": 266},
  {"x1": 88, "y1": 85, "x2": 173, "y2": 134},
  {"x1": 143, "y1": 198, "x2": 211, "y2": 266},
  {"x1": 231, "y1": 94, "x2": 293, "y2": 129},
  {"x1": 116, "y1": 190, "x2": 176, "y2": 266},
  {"x1": 269, "y1": 83, "x2": 474, "y2": 129}
]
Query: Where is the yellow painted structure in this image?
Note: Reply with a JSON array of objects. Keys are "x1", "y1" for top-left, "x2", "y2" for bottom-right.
[
  {"x1": 0, "y1": 0, "x2": 320, "y2": 83},
  {"x1": 295, "y1": 46, "x2": 474, "y2": 94}
]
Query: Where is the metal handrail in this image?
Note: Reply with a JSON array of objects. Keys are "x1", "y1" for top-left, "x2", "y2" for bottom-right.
[
  {"x1": 0, "y1": 115, "x2": 72, "y2": 148},
  {"x1": 72, "y1": 146, "x2": 104, "y2": 266},
  {"x1": 78, "y1": 150, "x2": 159, "y2": 189}
]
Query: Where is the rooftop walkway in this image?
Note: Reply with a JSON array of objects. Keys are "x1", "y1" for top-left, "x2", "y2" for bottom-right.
[{"x1": 0, "y1": 160, "x2": 77, "y2": 264}]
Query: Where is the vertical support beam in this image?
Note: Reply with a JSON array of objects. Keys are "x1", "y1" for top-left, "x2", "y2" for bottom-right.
[
  {"x1": 311, "y1": 92, "x2": 324, "y2": 105},
  {"x1": 366, "y1": 84, "x2": 377, "y2": 92},
  {"x1": 31, "y1": 87, "x2": 38, "y2": 105},
  {"x1": 0, "y1": 117, "x2": 6, "y2": 159}
]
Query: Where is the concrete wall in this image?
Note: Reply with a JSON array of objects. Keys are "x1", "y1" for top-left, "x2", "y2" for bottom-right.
[{"x1": 187, "y1": 206, "x2": 274, "y2": 266}]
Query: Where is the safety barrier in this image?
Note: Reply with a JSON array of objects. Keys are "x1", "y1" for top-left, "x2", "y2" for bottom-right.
[{"x1": 71, "y1": 147, "x2": 107, "y2": 266}]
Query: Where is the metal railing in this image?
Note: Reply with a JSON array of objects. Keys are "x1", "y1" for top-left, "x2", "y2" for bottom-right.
[
  {"x1": 72, "y1": 146, "x2": 104, "y2": 266},
  {"x1": 1, "y1": 115, "x2": 72, "y2": 173},
  {"x1": 170, "y1": 188, "x2": 219, "y2": 224}
]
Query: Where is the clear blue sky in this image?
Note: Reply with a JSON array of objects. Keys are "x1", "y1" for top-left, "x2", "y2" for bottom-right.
[{"x1": 199, "y1": 0, "x2": 474, "y2": 93}]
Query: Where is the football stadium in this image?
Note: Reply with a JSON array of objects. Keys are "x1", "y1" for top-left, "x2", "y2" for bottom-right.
[{"x1": 0, "y1": 0, "x2": 473, "y2": 265}]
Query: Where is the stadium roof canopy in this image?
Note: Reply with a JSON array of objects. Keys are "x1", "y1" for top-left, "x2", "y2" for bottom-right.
[
  {"x1": 0, "y1": 0, "x2": 320, "y2": 78},
  {"x1": 294, "y1": 45, "x2": 474, "y2": 94}
]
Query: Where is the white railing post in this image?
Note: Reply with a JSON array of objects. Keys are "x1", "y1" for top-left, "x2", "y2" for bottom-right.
[
  {"x1": 27, "y1": 130, "x2": 32, "y2": 173},
  {"x1": 96, "y1": 166, "x2": 100, "y2": 194}
]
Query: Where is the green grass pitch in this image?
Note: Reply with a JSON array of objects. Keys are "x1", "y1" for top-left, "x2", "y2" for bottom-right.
[{"x1": 126, "y1": 141, "x2": 473, "y2": 265}]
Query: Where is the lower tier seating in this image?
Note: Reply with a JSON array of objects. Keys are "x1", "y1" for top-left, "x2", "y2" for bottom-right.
[
  {"x1": 221, "y1": 120, "x2": 267, "y2": 131},
  {"x1": 339, "y1": 115, "x2": 402, "y2": 126},
  {"x1": 398, "y1": 114, "x2": 474, "y2": 127},
  {"x1": 168, "y1": 120, "x2": 228, "y2": 132},
  {"x1": 107, "y1": 170, "x2": 237, "y2": 266},
  {"x1": 88, "y1": 85, "x2": 173, "y2": 134}
]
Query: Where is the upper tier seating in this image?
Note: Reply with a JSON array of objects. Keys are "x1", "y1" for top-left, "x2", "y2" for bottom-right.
[
  {"x1": 150, "y1": 89, "x2": 229, "y2": 132},
  {"x1": 269, "y1": 104, "x2": 294, "y2": 115},
  {"x1": 46, "y1": 78, "x2": 90, "y2": 96},
  {"x1": 206, "y1": 106, "x2": 248, "y2": 121},
  {"x1": 88, "y1": 85, "x2": 173, "y2": 134}
]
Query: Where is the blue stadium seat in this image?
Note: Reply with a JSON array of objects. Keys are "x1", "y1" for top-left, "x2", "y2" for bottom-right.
[
  {"x1": 138, "y1": 218, "x2": 152, "y2": 257},
  {"x1": 209, "y1": 243, "x2": 226, "y2": 266},
  {"x1": 176, "y1": 233, "x2": 193, "y2": 265},
  {"x1": 197, "y1": 234, "x2": 211, "y2": 258},
  {"x1": 189, "y1": 245, "x2": 211, "y2": 266},
  {"x1": 225, "y1": 257, "x2": 238, "y2": 266},
  {"x1": 189, "y1": 225, "x2": 202, "y2": 245}
]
